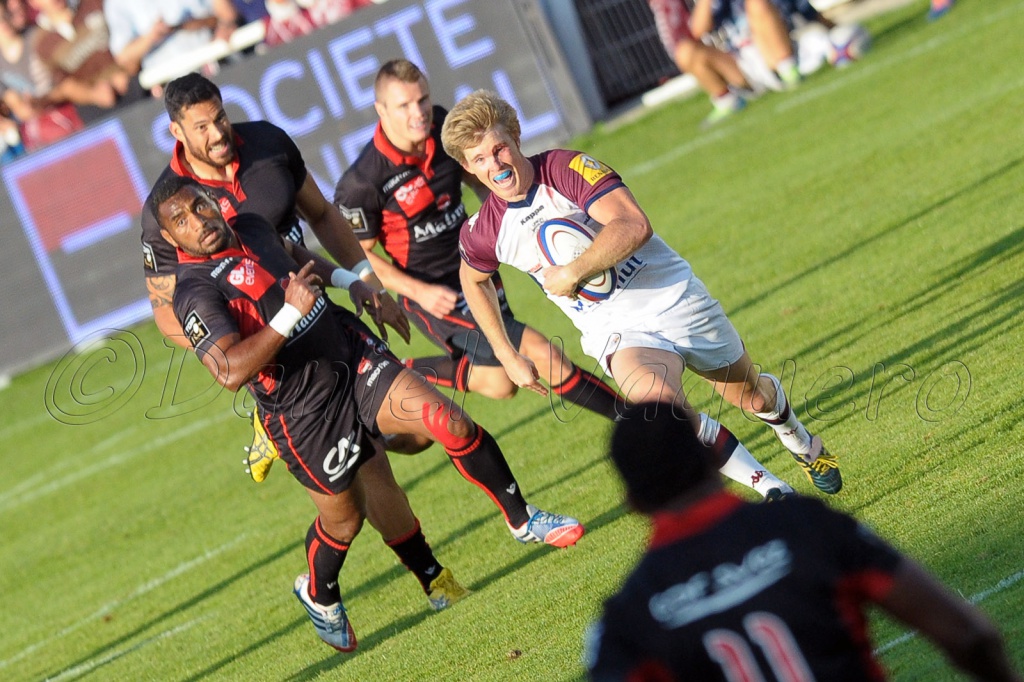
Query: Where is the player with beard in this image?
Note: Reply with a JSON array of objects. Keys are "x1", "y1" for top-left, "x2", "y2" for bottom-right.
[
  {"x1": 155, "y1": 176, "x2": 584, "y2": 649},
  {"x1": 138, "y1": 74, "x2": 473, "y2": 614}
]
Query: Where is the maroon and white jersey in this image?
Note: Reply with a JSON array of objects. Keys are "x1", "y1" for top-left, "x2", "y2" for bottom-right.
[
  {"x1": 586, "y1": 493, "x2": 902, "y2": 681},
  {"x1": 460, "y1": 149, "x2": 693, "y2": 351}
]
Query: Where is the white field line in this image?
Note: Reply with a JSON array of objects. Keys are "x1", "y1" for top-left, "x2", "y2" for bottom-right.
[
  {"x1": 43, "y1": 615, "x2": 212, "y2": 682},
  {"x1": 623, "y1": 0, "x2": 1024, "y2": 178},
  {"x1": 0, "y1": 411, "x2": 56, "y2": 442},
  {"x1": 874, "y1": 568, "x2": 1024, "y2": 655},
  {"x1": 0, "y1": 430, "x2": 135, "y2": 505},
  {"x1": 0, "y1": 411, "x2": 232, "y2": 514},
  {"x1": 0, "y1": 535, "x2": 246, "y2": 671}
]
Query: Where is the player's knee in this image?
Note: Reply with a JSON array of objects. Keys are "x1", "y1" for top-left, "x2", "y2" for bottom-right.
[
  {"x1": 476, "y1": 381, "x2": 518, "y2": 400},
  {"x1": 420, "y1": 402, "x2": 478, "y2": 450},
  {"x1": 320, "y1": 514, "x2": 364, "y2": 544}
]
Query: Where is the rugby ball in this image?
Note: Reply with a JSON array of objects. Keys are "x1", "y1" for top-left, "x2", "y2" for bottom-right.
[
  {"x1": 828, "y1": 23, "x2": 871, "y2": 68},
  {"x1": 537, "y1": 217, "x2": 616, "y2": 301}
]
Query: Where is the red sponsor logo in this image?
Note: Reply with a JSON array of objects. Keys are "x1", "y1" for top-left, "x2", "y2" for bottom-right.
[
  {"x1": 436, "y1": 192, "x2": 451, "y2": 211},
  {"x1": 357, "y1": 358, "x2": 372, "y2": 375},
  {"x1": 218, "y1": 196, "x2": 237, "y2": 221},
  {"x1": 394, "y1": 175, "x2": 434, "y2": 217},
  {"x1": 227, "y1": 258, "x2": 275, "y2": 299}
]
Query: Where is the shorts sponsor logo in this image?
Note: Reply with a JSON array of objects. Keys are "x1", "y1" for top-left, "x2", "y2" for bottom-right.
[
  {"x1": 436, "y1": 192, "x2": 451, "y2": 211},
  {"x1": 365, "y1": 359, "x2": 391, "y2": 388},
  {"x1": 142, "y1": 241, "x2": 156, "y2": 271},
  {"x1": 324, "y1": 433, "x2": 361, "y2": 483},
  {"x1": 569, "y1": 153, "x2": 613, "y2": 185},
  {"x1": 183, "y1": 310, "x2": 210, "y2": 347},
  {"x1": 357, "y1": 358, "x2": 372, "y2": 375}
]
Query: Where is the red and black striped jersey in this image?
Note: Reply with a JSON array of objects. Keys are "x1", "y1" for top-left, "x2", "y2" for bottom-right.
[
  {"x1": 333, "y1": 105, "x2": 467, "y2": 291},
  {"x1": 587, "y1": 492, "x2": 902, "y2": 681}
]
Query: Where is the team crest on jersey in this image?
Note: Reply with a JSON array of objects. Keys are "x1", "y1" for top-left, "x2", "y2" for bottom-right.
[
  {"x1": 183, "y1": 311, "x2": 210, "y2": 347},
  {"x1": 142, "y1": 241, "x2": 156, "y2": 271},
  {"x1": 569, "y1": 154, "x2": 612, "y2": 185},
  {"x1": 338, "y1": 204, "x2": 366, "y2": 231}
]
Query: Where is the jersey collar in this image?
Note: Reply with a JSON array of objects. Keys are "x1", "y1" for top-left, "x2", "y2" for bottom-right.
[
  {"x1": 373, "y1": 122, "x2": 436, "y2": 178},
  {"x1": 648, "y1": 491, "x2": 746, "y2": 549}
]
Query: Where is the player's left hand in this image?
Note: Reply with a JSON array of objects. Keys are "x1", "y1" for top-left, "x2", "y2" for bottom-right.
[
  {"x1": 541, "y1": 265, "x2": 581, "y2": 299},
  {"x1": 503, "y1": 353, "x2": 547, "y2": 396},
  {"x1": 349, "y1": 282, "x2": 412, "y2": 344}
]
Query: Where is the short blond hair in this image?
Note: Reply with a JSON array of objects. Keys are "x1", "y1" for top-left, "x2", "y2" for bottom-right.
[{"x1": 440, "y1": 90, "x2": 521, "y2": 163}]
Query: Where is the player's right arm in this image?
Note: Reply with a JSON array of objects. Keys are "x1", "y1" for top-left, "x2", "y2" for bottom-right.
[
  {"x1": 359, "y1": 237, "x2": 458, "y2": 318},
  {"x1": 459, "y1": 260, "x2": 545, "y2": 396},
  {"x1": 182, "y1": 262, "x2": 323, "y2": 392},
  {"x1": 879, "y1": 559, "x2": 1022, "y2": 682},
  {"x1": 147, "y1": 274, "x2": 190, "y2": 349}
]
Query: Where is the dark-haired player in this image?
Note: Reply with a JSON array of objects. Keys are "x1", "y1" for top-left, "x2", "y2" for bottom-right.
[
  {"x1": 155, "y1": 176, "x2": 584, "y2": 650},
  {"x1": 586, "y1": 402, "x2": 1022, "y2": 682},
  {"x1": 334, "y1": 59, "x2": 620, "y2": 419},
  {"x1": 138, "y1": 73, "x2": 471, "y2": 614}
]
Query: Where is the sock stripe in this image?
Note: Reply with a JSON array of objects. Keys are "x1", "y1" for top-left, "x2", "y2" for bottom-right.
[
  {"x1": 445, "y1": 425, "x2": 484, "y2": 457},
  {"x1": 385, "y1": 518, "x2": 422, "y2": 547},
  {"x1": 551, "y1": 365, "x2": 581, "y2": 394},
  {"x1": 315, "y1": 517, "x2": 351, "y2": 551}
]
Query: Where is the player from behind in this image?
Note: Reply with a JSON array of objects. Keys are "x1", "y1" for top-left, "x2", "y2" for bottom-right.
[
  {"x1": 333, "y1": 59, "x2": 619, "y2": 420},
  {"x1": 444, "y1": 90, "x2": 839, "y2": 499},
  {"x1": 155, "y1": 176, "x2": 584, "y2": 651},
  {"x1": 586, "y1": 403, "x2": 1023, "y2": 682}
]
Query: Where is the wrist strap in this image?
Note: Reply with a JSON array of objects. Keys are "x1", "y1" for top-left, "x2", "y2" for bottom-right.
[
  {"x1": 331, "y1": 268, "x2": 359, "y2": 290},
  {"x1": 352, "y1": 259, "x2": 373, "y2": 280},
  {"x1": 269, "y1": 303, "x2": 303, "y2": 337}
]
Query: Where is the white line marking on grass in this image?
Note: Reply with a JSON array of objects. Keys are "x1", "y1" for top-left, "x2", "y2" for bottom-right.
[
  {"x1": 0, "y1": 412, "x2": 231, "y2": 514},
  {"x1": 43, "y1": 614, "x2": 212, "y2": 682},
  {"x1": 875, "y1": 568, "x2": 1024, "y2": 655},
  {"x1": 0, "y1": 411, "x2": 55, "y2": 442},
  {"x1": 0, "y1": 535, "x2": 245, "y2": 671},
  {"x1": 0, "y1": 430, "x2": 135, "y2": 504}
]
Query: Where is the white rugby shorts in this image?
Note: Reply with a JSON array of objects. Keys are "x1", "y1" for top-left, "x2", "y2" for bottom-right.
[{"x1": 583, "y1": 275, "x2": 744, "y2": 375}]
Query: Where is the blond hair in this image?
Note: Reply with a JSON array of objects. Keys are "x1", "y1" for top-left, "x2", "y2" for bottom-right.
[{"x1": 440, "y1": 90, "x2": 521, "y2": 163}]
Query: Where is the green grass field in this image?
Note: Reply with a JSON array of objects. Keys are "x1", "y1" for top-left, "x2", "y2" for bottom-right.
[{"x1": 3, "y1": 0, "x2": 1023, "y2": 679}]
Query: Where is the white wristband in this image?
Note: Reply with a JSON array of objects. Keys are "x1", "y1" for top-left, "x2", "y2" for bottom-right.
[
  {"x1": 352, "y1": 259, "x2": 374, "y2": 280},
  {"x1": 331, "y1": 268, "x2": 359, "y2": 290},
  {"x1": 269, "y1": 303, "x2": 303, "y2": 337}
]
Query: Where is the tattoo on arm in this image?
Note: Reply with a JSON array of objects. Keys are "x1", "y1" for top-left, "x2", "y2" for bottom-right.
[{"x1": 147, "y1": 275, "x2": 176, "y2": 309}]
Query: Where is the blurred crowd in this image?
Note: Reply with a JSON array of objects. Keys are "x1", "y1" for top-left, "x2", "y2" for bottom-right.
[{"x1": 0, "y1": 0, "x2": 376, "y2": 163}]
